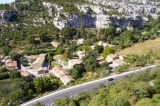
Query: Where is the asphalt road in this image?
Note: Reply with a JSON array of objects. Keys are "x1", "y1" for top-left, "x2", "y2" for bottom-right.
[{"x1": 21, "y1": 64, "x2": 157, "y2": 106}]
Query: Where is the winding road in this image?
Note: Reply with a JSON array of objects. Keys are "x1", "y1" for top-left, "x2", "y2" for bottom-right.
[{"x1": 21, "y1": 64, "x2": 157, "y2": 106}]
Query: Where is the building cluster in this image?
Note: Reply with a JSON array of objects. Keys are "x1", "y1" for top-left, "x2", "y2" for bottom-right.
[
  {"x1": 22, "y1": 53, "x2": 47, "y2": 79},
  {"x1": 0, "y1": 56, "x2": 17, "y2": 70},
  {"x1": 19, "y1": 52, "x2": 77, "y2": 85},
  {"x1": 0, "y1": 40, "x2": 126, "y2": 86}
]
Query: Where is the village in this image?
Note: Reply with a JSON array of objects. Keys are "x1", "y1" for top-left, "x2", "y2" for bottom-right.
[{"x1": 0, "y1": 39, "x2": 126, "y2": 86}]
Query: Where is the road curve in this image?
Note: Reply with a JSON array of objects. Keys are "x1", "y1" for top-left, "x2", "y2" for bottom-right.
[{"x1": 21, "y1": 64, "x2": 157, "y2": 106}]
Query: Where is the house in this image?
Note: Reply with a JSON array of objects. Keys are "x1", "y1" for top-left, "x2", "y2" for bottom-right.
[
  {"x1": 25, "y1": 67, "x2": 47, "y2": 77},
  {"x1": 5, "y1": 59, "x2": 17, "y2": 70},
  {"x1": 113, "y1": 59, "x2": 126, "y2": 67},
  {"x1": 76, "y1": 50, "x2": 85, "y2": 60},
  {"x1": 97, "y1": 56, "x2": 106, "y2": 65},
  {"x1": 60, "y1": 75, "x2": 74, "y2": 86},
  {"x1": 51, "y1": 66, "x2": 68, "y2": 78},
  {"x1": 119, "y1": 55, "x2": 124, "y2": 60},
  {"x1": 19, "y1": 70, "x2": 34, "y2": 80},
  {"x1": 91, "y1": 45, "x2": 95, "y2": 50},
  {"x1": 97, "y1": 41, "x2": 115, "y2": 48},
  {"x1": 51, "y1": 66, "x2": 74, "y2": 86},
  {"x1": 68, "y1": 59, "x2": 82, "y2": 68},
  {"x1": 106, "y1": 54, "x2": 119, "y2": 63},
  {"x1": 51, "y1": 41, "x2": 62, "y2": 47},
  {"x1": 24, "y1": 55, "x2": 39, "y2": 62},
  {"x1": 77, "y1": 38, "x2": 84, "y2": 45},
  {"x1": 98, "y1": 41, "x2": 103, "y2": 46},
  {"x1": 32, "y1": 54, "x2": 46, "y2": 69}
]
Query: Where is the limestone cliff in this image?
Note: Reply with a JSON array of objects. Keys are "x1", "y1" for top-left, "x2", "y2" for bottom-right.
[
  {"x1": 53, "y1": 12, "x2": 143, "y2": 30},
  {"x1": 0, "y1": 10, "x2": 16, "y2": 24}
]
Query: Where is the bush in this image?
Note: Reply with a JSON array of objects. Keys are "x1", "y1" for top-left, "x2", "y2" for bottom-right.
[
  {"x1": 21, "y1": 58, "x2": 28, "y2": 66},
  {"x1": 0, "y1": 72, "x2": 10, "y2": 80},
  {"x1": 114, "y1": 64, "x2": 130, "y2": 73}
]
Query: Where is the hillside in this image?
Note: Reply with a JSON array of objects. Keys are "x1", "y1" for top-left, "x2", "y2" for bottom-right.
[{"x1": 0, "y1": 0, "x2": 160, "y2": 106}]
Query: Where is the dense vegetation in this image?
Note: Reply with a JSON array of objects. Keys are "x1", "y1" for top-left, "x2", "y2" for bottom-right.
[
  {"x1": 53, "y1": 66, "x2": 160, "y2": 106},
  {"x1": 114, "y1": 51, "x2": 159, "y2": 73},
  {"x1": 0, "y1": 69, "x2": 61, "y2": 105}
]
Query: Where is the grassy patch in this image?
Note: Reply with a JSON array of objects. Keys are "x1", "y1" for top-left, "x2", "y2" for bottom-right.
[
  {"x1": 51, "y1": 61, "x2": 60, "y2": 67},
  {"x1": 116, "y1": 38, "x2": 160, "y2": 57}
]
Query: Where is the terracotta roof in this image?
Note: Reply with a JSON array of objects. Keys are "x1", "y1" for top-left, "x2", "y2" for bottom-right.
[
  {"x1": 12, "y1": 61, "x2": 17, "y2": 67},
  {"x1": 52, "y1": 66, "x2": 68, "y2": 77},
  {"x1": 113, "y1": 59, "x2": 126, "y2": 65}
]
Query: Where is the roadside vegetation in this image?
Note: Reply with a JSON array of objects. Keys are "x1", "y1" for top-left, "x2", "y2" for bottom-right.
[
  {"x1": 53, "y1": 66, "x2": 160, "y2": 106},
  {"x1": 0, "y1": 68, "x2": 61, "y2": 105}
]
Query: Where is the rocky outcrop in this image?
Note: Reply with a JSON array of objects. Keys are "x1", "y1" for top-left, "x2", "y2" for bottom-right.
[
  {"x1": 53, "y1": 12, "x2": 143, "y2": 30},
  {"x1": 76, "y1": 4, "x2": 105, "y2": 14},
  {"x1": 86, "y1": 0, "x2": 160, "y2": 19},
  {"x1": 0, "y1": 10, "x2": 16, "y2": 24}
]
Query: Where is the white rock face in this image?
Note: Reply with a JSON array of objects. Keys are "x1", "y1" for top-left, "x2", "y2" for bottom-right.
[
  {"x1": 76, "y1": 4, "x2": 105, "y2": 14},
  {"x1": 0, "y1": 10, "x2": 16, "y2": 24},
  {"x1": 53, "y1": 13, "x2": 70, "y2": 30},
  {"x1": 48, "y1": 8, "x2": 53, "y2": 17},
  {"x1": 53, "y1": 12, "x2": 143, "y2": 30},
  {"x1": 86, "y1": 0, "x2": 160, "y2": 18},
  {"x1": 42, "y1": 2, "x2": 63, "y2": 11},
  {"x1": 95, "y1": 15, "x2": 111, "y2": 28}
]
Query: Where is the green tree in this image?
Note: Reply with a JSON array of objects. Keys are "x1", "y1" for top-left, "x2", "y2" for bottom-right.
[
  {"x1": 9, "y1": 52, "x2": 21, "y2": 60},
  {"x1": 95, "y1": 45, "x2": 103, "y2": 54},
  {"x1": 109, "y1": 96, "x2": 130, "y2": 106},
  {"x1": 68, "y1": 69, "x2": 79, "y2": 79},
  {"x1": 33, "y1": 77, "x2": 43, "y2": 94},
  {"x1": 10, "y1": 70, "x2": 21, "y2": 79},
  {"x1": 2, "y1": 46, "x2": 10, "y2": 56},
  {"x1": 122, "y1": 30, "x2": 133, "y2": 43},
  {"x1": 47, "y1": 52, "x2": 53, "y2": 66},
  {"x1": 83, "y1": 51, "x2": 98, "y2": 71},
  {"x1": 33, "y1": 77, "x2": 52, "y2": 94},
  {"x1": 104, "y1": 26, "x2": 116, "y2": 39},
  {"x1": 62, "y1": 26, "x2": 77, "y2": 38},
  {"x1": 154, "y1": 78, "x2": 160, "y2": 93},
  {"x1": 39, "y1": 32, "x2": 46, "y2": 43},
  {"x1": 28, "y1": 35, "x2": 35, "y2": 44},
  {"x1": 9, "y1": 88, "x2": 24, "y2": 103},
  {"x1": 42, "y1": 77, "x2": 51, "y2": 91},
  {"x1": 55, "y1": 32, "x2": 59, "y2": 41},
  {"x1": 102, "y1": 46, "x2": 114, "y2": 58}
]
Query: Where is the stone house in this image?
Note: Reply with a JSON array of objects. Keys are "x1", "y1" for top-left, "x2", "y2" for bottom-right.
[
  {"x1": 77, "y1": 38, "x2": 84, "y2": 45},
  {"x1": 51, "y1": 41, "x2": 63, "y2": 47},
  {"x1": 51, "y1": 66, "x2": 74, "y2": 86},
  {"x1": 68, "y1": 59, "x2": 82, "y2": 69}
]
